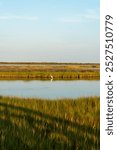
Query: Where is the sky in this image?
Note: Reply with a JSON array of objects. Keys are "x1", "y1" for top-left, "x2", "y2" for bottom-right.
[{"x1": 0, "y1": 0, "x2": 99, "y2": 63}]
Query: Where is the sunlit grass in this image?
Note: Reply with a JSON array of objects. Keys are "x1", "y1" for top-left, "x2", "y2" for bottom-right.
[
  {"x1": 0, "y1": 71, "x2": 100, "y2": 79},
  {"x1": 0, "y1": 63, "x2": 100, "y2": 79},
  {"x1": 0, "y1": 96, "x2": 100, "y2": 150}
]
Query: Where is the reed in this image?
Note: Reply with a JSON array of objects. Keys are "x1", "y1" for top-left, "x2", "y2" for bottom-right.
[
  {"x1": 0, "y1": 96, "x2": 100, "y2": 150},
  {"x1": 0, "y1": 71, "x2": 100, "y2": 79},
  {"x1": 0, "y1": 63, "x2": 100, "y2": 79}
]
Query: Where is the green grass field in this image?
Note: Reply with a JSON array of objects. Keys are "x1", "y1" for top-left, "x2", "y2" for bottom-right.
[
  {"x1": 0, "y1": 63, "x2": 100, "y2": 79},
  {"x1": 0, "y1": 96, "x2": 100, "y2": 150}
]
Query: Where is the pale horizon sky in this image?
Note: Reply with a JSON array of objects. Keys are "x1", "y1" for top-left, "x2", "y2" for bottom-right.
[{"x1": 0, "y1": 0, "x2": 99, "y2": 63}]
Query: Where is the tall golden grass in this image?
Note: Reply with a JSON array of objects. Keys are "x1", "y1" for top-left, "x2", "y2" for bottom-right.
[
  {"x1": 0, "y1": 63, "x2": 100, "y2": 79},
  {"x1": 0, "y1": 96, "x2": 100, "y2": 150}
]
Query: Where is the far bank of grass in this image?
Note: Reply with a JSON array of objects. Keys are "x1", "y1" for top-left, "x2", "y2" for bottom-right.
[
  {"x1": 0, "y1": 96, "x2": 100, "y2": 150},
  {"x1": 0, "y1": 71, "x2": 100, "y2": 79},
  {"x1": 0, "y1": 63, "x2": 100, "y2": 79}
]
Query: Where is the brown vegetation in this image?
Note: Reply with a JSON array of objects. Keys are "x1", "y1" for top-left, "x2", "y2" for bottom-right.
[{"x1": 0, "y1": 63, "x2": 100, "y2": 79}]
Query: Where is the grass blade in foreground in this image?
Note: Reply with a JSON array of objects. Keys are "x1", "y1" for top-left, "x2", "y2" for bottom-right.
[{"x1": 0, "y1": 96, "x2": 100, "y2": 150}]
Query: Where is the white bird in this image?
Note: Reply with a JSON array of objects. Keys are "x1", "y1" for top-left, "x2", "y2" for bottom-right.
[{"x1": 50, "y1": 75, "x2": 53, "y2": 81}]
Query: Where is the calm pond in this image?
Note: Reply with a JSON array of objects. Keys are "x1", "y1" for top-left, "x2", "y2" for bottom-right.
[{"x1": 0, "y1": 80, "x2": 100, "y2": 99}]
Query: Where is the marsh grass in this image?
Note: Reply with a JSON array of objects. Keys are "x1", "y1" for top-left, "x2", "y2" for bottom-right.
[
  {"x1": 0, "y1": 63, "x2": 100, "y2": 79},
  {"x1": 0, "y1": 96, "x2": 100, "y2": 150},
  {"x1": 0, "y1": 71, "x2": 100, "y2": 79}
]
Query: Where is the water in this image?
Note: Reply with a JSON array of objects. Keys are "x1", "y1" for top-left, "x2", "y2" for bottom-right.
[{"x1": 0, "y1": 80, "x2": 100, "y2": 99}]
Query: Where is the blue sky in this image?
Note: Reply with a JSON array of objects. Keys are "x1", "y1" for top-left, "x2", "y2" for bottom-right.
[{"x1": 0, "y1": 0, "x2": 99, "y2": 62}]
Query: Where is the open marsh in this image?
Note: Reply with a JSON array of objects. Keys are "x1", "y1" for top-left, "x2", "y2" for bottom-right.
[
  {"x1": 0, "y1": 63, "x2": 100, "y2": 149},
  {"x1": 0, "y1": 63, "x2": 100, "y2": 79}
]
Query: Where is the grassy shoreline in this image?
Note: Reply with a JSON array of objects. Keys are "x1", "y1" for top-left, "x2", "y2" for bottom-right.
[
  {"x1": 0, "y1": 96, "x2": 100, "y2": 150},
  {"x1": 0, "y1": 63, "x2": 100, "y2": 79},
  {"x1": 0, "y1": 71, "x2": 100, "y2": 79}
]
